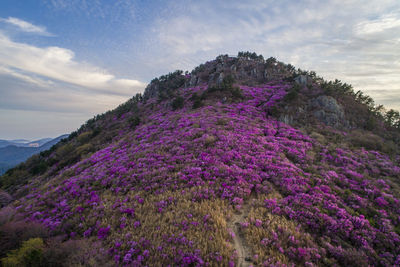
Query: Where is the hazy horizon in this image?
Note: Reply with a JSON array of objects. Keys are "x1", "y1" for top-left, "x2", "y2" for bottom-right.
[{"x1": 1, "y1": 0, "x2": 400, "y2": 140}]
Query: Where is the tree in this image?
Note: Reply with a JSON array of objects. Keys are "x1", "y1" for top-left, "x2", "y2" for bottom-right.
[{"x1": 385, "y1": 109, "x2": 400, "y2": 128}]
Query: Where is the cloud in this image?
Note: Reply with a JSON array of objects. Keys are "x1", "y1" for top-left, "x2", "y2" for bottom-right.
[
  {"x1": 0, "y1": 15, "x2": 146, "y2": 139},
  {"x1": 43, "y1": 0, "x2": 136, "y2": 21},
  {"x1": 356, "y1": 13, "x2": 400, "y2": 35},
  {"x1": 1, "y1": 17, "x2": 53, "y2": 36},
  {"x1": 0, "y1": 71, "x2": 132, "y2": 116},
  {"x1": 0, "y1": 33, "x2": 145, "y2": 96},
  {"x1": 0, "y1": 65, "x2": 53, "y2": 87}
]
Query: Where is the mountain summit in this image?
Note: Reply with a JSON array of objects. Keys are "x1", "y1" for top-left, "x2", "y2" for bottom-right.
[{"x1": 1, "y1": 53, "x2": 400, "y2": 266}]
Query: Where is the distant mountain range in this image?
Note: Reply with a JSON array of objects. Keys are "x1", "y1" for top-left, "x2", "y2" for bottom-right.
[
  {"x1": 0, "y1": 135, "x2": 68, "y2": 175},
  {"x1": 0, "y1": 138, "x2": 53, "y2": 148}
]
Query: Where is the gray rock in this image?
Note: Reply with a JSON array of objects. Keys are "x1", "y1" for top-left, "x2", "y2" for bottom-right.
[
  {"x1": 208, "y1": 73, "x2": 215, "y2": 84},
  {"x1": 279, "y1": 114, "x2": 294, "y2": 125},
  {"x1": 294, "y1": 75, "x2": 313, "y2": 86},
  {"x1": 189, "y1": 74, "x2": 198, "y2": 87},
  {"x1": 143, "y1": 83, "x2": 159, "y2": 99},
  {"x1": 264, "y1": 69, "x2": 269, "y2": 79},
  {"x1": 217, "y1": 72, "x2": 224, "y2": 85},
  {"x1": 311, "y1": 96, "x2": 344, "y2": 116},
  {"x1": 310, "y1": 95, "x2": 346, "y2": 127}
]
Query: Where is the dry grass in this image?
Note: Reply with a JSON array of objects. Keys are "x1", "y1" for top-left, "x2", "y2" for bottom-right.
[{"x1": 98, "y1": 189, "x2": 235, "y2": 266}]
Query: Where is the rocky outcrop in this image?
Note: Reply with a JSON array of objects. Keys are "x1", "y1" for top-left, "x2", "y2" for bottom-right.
[
  {"x1": 144, "y1": 55, "x2": 296, "y2": 100},
  {"x1": 279, "y1": 114, "x2": 294, "y2": 125},
  {"x1": 189, "y1": 55, "x2": 294, "y2": 87},
  {"x1": 294, "y1": 75, "x2": 313, "y2": 86},
  {"x1": 310, "y1": 95, "x2": 349, "y2": 128},
  {"x1": 143, "y1": 83, "x2": 159, "y2": 99},
  {"x1": 277, "y1": 95, "x2": 350, "y2": 129},
  {"x1": 189, "y1": 74, "x2": 198, "y2": 87}
]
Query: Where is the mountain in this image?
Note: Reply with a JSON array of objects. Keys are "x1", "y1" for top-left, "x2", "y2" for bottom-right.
[
  {"x1": 1, "y1": 53, "x2": 400, "y2": 266},
  {"x1": 0, "y1": 138, "x2": 54, "y2": 148},
  {"x1": 0, "y1": 140, "x2": 22, "y2": 148},
  {"x1": 0, "y1": 163, "x2": 12, "y2": 176},
  {"x1": 24, "y1": 138, "x2": 53, "y2": 148},
  {"x1": 0, "y1": 135, "x2": 68, "y2": 175}
]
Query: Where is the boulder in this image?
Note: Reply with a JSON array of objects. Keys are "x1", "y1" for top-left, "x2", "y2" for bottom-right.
[
  {"x1": 279, "y1": 114, "x2": 294, "y2": 125},
  {"x1": 189, "y1": 74, "x2": 198, "y2": 87},
  {"x1": 310, "y1": 95, "x2": 347, "y2": 127},
  {"x1": 264, "y1": 69, "x2": 269, "y2": 79},
  {"x1": 217, "y1": 72, "x2": 224, "y2": 85},
  {"x1": 294, "y1": 75, "x2": 312, "y2": 86},
  {"x1": 251, "y1": 68, "x2": 257, "y2": 77}
]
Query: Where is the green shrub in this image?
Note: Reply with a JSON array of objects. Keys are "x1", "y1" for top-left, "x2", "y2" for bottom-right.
[
  {"x1": 0, "y1": 168, "x2": 30, "y2": 191},
  {"x1": 0, "y1": 220, "x2": 49, "y2": 258},
  {"x1": 2, "y1": 238, "x2": 44, "y2": 267},
  {"x1": 30, "y1": 161, "x2": 48, "y2": 175},
  {"x1": 193, "y1": 98, "x2": 203, "y2": 109},
  {"x1": 172, "y1": 96, "x2": 185, "y2": 110},
  {"x1": 75, "y1": 144, "x2": 94, "y2": 156},
  {"x1": 55, "y1": 144, "x2": 74, "y2": 158},
  {"x1": 237, "y1": 51, "x2": 264, "y2": 61},
  {"x1": 349, "y1": 130, "x2": 397, "y2": 154},
  {"x1": 77, "y1": 131, "x2": 92, "y2": 144},
  {"x1": 284, "y1": 84, "x2": 300, "y2": 102},
  {"x1": 128, "y1": 116, "x2": 141, "y2": 129},
  {"x1": 190, "y1": 93, "x2": 203, "y2": 109},
  {"x1": 230, "y1": 86, "x2": 243, "y2": 99},
  {"x1": 365, "y1": 115, "x2": 377, "y2": 131}
]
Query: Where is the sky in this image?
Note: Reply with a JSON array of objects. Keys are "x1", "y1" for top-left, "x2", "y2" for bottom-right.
[{"x1": 0, "y1": 0, "x2": 399, "y2": 140}]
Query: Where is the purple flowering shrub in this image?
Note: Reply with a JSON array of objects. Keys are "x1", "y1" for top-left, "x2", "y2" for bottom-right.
[{"x1": 5, "y1": 82, "x2": 400, "y2": 266}]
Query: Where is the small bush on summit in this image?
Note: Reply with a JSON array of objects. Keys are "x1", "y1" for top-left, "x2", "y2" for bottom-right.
[{"x1": 172, "y1": 96, "x2": 185, "y2": 110}]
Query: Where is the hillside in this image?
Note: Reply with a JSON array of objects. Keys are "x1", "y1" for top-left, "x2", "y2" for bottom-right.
[
  {"x1": 1, "y1": 53, "x2": 400, "y2": 266},
  {"x1": 0, "y1": 135, "x2": 68, "y2": 176}
]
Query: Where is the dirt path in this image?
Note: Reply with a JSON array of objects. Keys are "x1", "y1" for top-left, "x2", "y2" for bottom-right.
[{"x1": 229, "y1": 199, "x2": 255, "y2": 267}]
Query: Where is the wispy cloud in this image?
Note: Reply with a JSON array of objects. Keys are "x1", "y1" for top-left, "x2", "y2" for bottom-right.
[
  {"x1": 0, "y1": 33, "x2": 145, "y2": 95},
  {"x1": 1, "y1": 17, "x2": 53, "y2": 36},
  {"x1": 0, "y1": 65, "x2": 53, "y2": 87},
  {"x1": 0, "y1": 76, "x2": 131, "y2": 114},
  {"x1": 356, "y1": 13, "x2": 400, "y2": 35},
  {"x1": 43, "y1": 0, "x2": 136, "y2": 21}
]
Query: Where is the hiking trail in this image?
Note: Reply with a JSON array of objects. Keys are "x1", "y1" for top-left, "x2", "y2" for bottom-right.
[{"x1": 229, "y1": 198, "x2": 256, "y2": 267}]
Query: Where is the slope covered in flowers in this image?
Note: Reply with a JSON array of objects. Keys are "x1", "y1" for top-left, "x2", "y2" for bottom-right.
[
  {"x1": 0, "y1": 64, "x2": 392, "y2": 267},
  {"x1": 3, "y1": 81, "x2": 398, "y2": 266}
]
